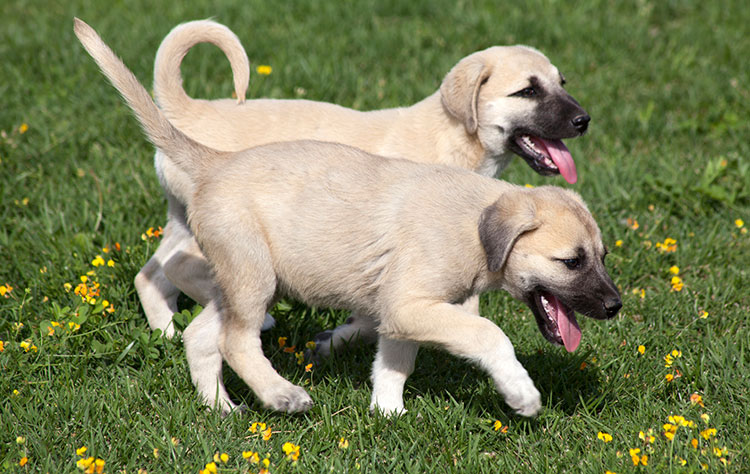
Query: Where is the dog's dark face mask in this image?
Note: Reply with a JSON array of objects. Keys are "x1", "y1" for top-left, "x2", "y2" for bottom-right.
[{"x1": 480, "y1": 188, "x2": 621, "y2": 353}]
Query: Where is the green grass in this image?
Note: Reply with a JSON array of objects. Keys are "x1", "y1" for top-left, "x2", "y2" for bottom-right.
[{"x1": 1, "y1": 0, "x2": 749, "y2": 472}]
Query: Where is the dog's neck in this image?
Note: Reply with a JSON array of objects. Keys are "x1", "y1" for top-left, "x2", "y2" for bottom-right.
[{"x1": 396, "y1": 92, "x2": 486, "y2": 171}]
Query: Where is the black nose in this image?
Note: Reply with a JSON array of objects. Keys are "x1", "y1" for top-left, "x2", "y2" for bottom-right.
[
  {"x1": 604, "y1": 297, "x2": 622, "y2": 318},
  {"x1": 571, "y1": 114, "x2": 590, "y2": 133}
]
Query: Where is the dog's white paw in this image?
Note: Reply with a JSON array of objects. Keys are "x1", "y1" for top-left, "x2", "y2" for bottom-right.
[
  {"x1": 501, "y1": 376, "x2": 542, "y2": 417},
  {"x1": 369, "y1": 399, "x2": 407, "y2": 417},
  {"x1": 261, "y1": 382, "x2": 313, "y2": 413}
]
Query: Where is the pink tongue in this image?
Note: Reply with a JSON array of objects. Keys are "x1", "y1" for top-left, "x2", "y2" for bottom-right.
[
  {"x1": 550, "y1": 295, "x2": 581, "y2": 352},
  {"x1": 533, "y1": 137, "x2": 578, "y2": 184}
]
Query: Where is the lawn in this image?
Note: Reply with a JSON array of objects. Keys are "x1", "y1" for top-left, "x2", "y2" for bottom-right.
[{"x1": 1, "y1": 0, "x2": 748, "y2": 472}]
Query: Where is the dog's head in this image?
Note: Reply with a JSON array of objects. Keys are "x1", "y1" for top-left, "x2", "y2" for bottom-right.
[
  {"x1": 440, "y1": 46, "x2": 589, "y2": 183},
  {"x1": 479, "y1": 186, "x2": 621, "y2": 352}
]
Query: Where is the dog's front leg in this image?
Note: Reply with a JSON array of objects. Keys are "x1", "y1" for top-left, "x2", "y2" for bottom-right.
[
  {"x1": 383, "y1": 301, "x2": 541, "y2": 417},
  {"x1": 369, "y1": 336, "x2": 419, "y2": 416}
]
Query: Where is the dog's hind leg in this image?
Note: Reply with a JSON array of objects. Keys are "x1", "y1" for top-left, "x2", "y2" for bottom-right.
[
  {"x1": 311, "y1": 312, "x2": 378, "y2": 358},
  {"x1": 195, "y1": 209, "x2": 312, "y2": 413},
  {"x1": 164, "y1": 235, "x2": 276, "y2": 331},
  {"x1": 378, "y1": 300, "x2": 541, "y2": 417},
  {"x1": 183, "y1": 299, "x2": 237, "y2": 414},
  {"x1": 134, "y1": 219, "x2": 186, "y2": 338}
]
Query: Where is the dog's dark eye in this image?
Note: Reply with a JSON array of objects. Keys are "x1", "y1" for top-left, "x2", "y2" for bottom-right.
[
  {"x1": 512, "y1": 87, "x2": 537, "y2": 98},
  {"x1": 560, "y1": 258, "x2": 581, "y2": 270}
]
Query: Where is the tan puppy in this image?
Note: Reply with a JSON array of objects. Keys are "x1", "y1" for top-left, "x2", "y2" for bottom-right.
[
  {"x1": 136, "y1": 20, "x2": 591, "y2": 348},
  {"x1": 75, "y1": 19, "x2": 619, "y2": 416}
]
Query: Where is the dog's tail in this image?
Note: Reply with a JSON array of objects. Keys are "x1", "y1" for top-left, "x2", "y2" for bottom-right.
[
  {"x1": 74, "y1": 18, "x2": 226, "y2": 179},
  {"x1": 154, "y1": 19, "x2": 249, "y2": 113}
]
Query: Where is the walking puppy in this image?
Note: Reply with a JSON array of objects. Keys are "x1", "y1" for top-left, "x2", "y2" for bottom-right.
[
  {"x1": 75, "y1": 19, "x2": 620, "y2": 416},
  {"x1": 137, "y1": 20, "x2": 591, "y2": 348}
]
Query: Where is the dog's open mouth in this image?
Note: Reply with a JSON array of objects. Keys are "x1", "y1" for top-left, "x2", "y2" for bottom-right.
[
  {"x1": 513, "y1": 135, "x2": 577, "y2": 184},
  {"x1": 533, "y1": 291, "x2": 581, "y2": 352}
]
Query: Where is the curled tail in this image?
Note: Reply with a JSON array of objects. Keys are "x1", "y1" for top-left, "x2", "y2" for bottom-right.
[
  {"x1": 73, "y1": 18, "x2": 225, "y2": 180},
  {"x1": 153, "y1": 19, "x2": 249, "y2": 113}
]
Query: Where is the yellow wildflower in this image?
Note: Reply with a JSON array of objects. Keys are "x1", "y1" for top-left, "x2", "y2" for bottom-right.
[
  {"x1": 632, "y1": 288, "x2": 645, "y2": 299},
  {"x1": 735, "y1": 219, "x2": 744, "y2": 228},
  {"x1": 16, "y1": 436, "x2": 25, "y2": 444},
  {"x1": 671, "y1": 275, "x2": 684, "y2": 291},
  {"x1": 305, "y1": 341, "x2": 316, "y2": 350},
  {"x1": 700, "y1": 413, "x2": 710, "y2": 424},
  {"x1": 19, "y1": 457, "x2": 28, "y2": 467},
  {"x1": 524, "y1": 183, "x2": 534, "y2": 188},
  {"x1": 637, "y1": 345, "x2": 645, "y2": 355},
  {"x1": 19, "y1": 123, "x2": 29, "y2": 134},
  {"x1": 656, "y1": 237, "x2": 677, "y2": 252},
  {"x1": 278, "y1": 336, "x2": 287, "y2": 348},
  {"x1": 665, "y1": 373, "x2": 674, "y2": 382},
  {"x1": 91, "y1": 255, "x2": 105, "y2": 267},
  {"x1": 339, "y1": 437, "x2": 349, "y2": 449},
  {"x1": 262, "y1": 457, "x2": 270, "y2": 467},
  {"x1": 597, "y1": 432, "x2": 613, "y2": 443},
  {"x1": 691, "y1": 438, "x2": 699, "y2": 449},
  {"x1": 256, "y1": 65, "x2": 272, "y2": 75},
  {"x1": 0, "y1": 283, "x2": 12, "y2": 297},
  {"x1": 0, "y1": 340, "x2": 4, "y2": 352},
  {"x1": 203, "y1": 462, "x2": 217, "y2": 474},
  {"x1": 262, "y1": 427, "x2": 273, "y2": 441},
  {"x1": 305, "y1": 363, "x2": 313, "y2": 372},
  {"x1": 663, "y1": 422, "x2": 678, "y2": 440},
  {"x1": 242, "y1": 451, "x2": 260, "y2": 463},
  {"x1": 669, "y1": 265, "x2": 680, "y2": 274},
  {"x1": 77, "y1": 457, "x2": 94, "y2": 470},
  {"x1": 107, "y1": 259, "x2": 115, "y2": 267},
  {"x1": 639, "y1": 430, "x2": 655, "y2": 444},
  {"x1": 295, "y1": 351, "x2": 305, "y2": 365},
  {"x1": 699, "y1": 310, "x2": 708, "y2": 319},
  {"x1": 615, "y1": 239, "x2": 623, "y2": 247},
  {"x1": 700, "y1": 428, "x2": 717, "y2": 440},
  {"x1": 626, "y1": 218, "x2": 639, "y2": 230},
  {"x1": 282, "y1": 442, "x2": 300, "y2": 461},
  {"x1": 690, "y1": 393, "x2": 704, "y2": 407},
  {"x1": 249, "y1": 422, "x2": 266, "y2": 433},
  {"x1": 629, "y1": 448, "x2": 647, "y2": 466}
]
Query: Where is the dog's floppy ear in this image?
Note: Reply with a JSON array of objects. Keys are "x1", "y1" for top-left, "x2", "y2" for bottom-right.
[
  {"x1": 479, "y1": 194, "x2": 540, "y2": 273},
  {"x1": 440, "y1": 56, "x2": 490, "y2": 135}
]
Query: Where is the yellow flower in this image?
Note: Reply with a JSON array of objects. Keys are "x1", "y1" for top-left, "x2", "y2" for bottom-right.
[
  {"x1": 262, "y1": 427, "x2": 273, "y2": 441},
  {"x1": 597, "y1": 432, "x2": 613, "y2": 443},
  {"x1": 669, "y1": 265, "x2": 679, "y2": 274},
  {"x1": 19, "y1": 456, "x2": 28, "y2": 467},
  {"x1": 615, "y1": 239, "x2": 623, "y2": 247},
  {"x1": 639, "y1": 430, "x2": 655, "y2": 444},
  {"x1": 19, "y1": 123, "x2": 29, "y2": 134},
  {"x1": 282, "y1": 442, "x2": 300, "y2": 461},
  {"x1": 91, "y1": 255, "x2": 105, "y2": 267},
  {"x1": 699, "y1": 310, "x2": 709, "y2": 319},
  {"x1": 0, "y1": 340, "x2": 4, "y2": 352},
  {"x1": 671, "y1": 275, "x2": 684, "y2": 291},
  {"x1": 700, "y1": 428, "x2": 717, "y2": 440},
  {"x1": 16, "y1": 436, "x2": 25, "y2": 444},
  {"x1": 700, "y1": 413, "x2": 710, "y2": 424},
  {"x1": 735, "y1": 219, "x2": 744, "y2": 228},
  {"x1": 524, "y1": 183, "x2": 534, "y2": 188},
  {"x1": 243, "y1": 451, "x2": 260, "y2": 463},
  {"x1": 637, "y1": 345, "x2": 645, "y2": 355},
  {"x1": 107, "y1": 259, "x2": 115, "y2": 267},
  {"x1": 262, "y1": 457, "x2": 270, "y2": 467},
  {"x1": 305, "y1": 341, "x2": 316, "y2": 350},
  {"x1": 626, "y1": 218, "x2": 639, "y2": 230},
  {"x1": 64, "y1": 282, "x2": 72, "y2": 292},
  {"x1": 690, "y1": 438, "x2": 699, "y2": 449},
  {"x1": 629, "y1": 448, "x2": 647, "y2": 466},
  {"x1": 632, "y1": 288, "x2": 645, "y2": 299},
  {"x1": 93, "y1": 459, "x2": 105, "y2": 474},
  {"x1": 278, "y1": 336, "x2": 287, "y2": 348},
  {"x1": 20, "y1": 340, "x2": 38, "y2": 353},
  {"x1": 250, "y1": 422, "x2": 266, "y2": 433},
  {"x1": 295, "y1": 351, "x2": 305, "y2": 365},
  {"x1": 339, "y1": 437, "x2": 349, "y2": 449},
  {"x1": 690, "y1": 393, "x2": 704, "y2": 407},
  {"x1": 665, "y1": 373, "x2": 674, "y2": 382},
  {"x1": 203, "y1": 462, "x2": 217, "y2": 474},
  {"x1": 305, "y1": 363, "x2": 313, "y2": 372},
  {"x1": 77, "y1": 457, "x2": 94, "y2": 470},
  {"x1": 256, "y1": 65, "x2": 272, "y2": 75},
  {"x1": 0, "y1": 283, "x2": 13, "y2": 297},
  {"x1": 220, "y1": 453, "x2": 229, "y2": 463}
]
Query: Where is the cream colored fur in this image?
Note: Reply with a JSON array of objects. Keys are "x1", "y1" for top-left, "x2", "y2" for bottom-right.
[
  {"x1": 74, "y1": 19, "x2": 617, "y2": 417},
  {"x1": 136, "y1": 20, "x2": 583, "y2": 347}
]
